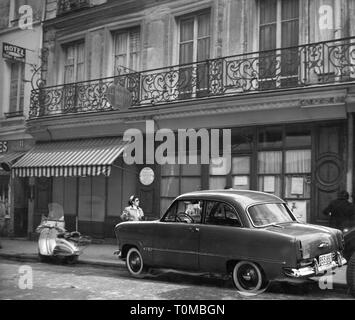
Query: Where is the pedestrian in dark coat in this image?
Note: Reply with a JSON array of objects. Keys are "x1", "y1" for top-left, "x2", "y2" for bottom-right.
[{"x1": 323, "y1": 190, "x2": 355, "y2": 230}]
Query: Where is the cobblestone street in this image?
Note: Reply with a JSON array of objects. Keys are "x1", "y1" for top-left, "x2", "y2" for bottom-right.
[{"x1": 0, "y1": 258, "x2": 353, "y2": 301}]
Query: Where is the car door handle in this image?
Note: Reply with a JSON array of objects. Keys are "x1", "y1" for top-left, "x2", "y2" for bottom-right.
[{"x1": 189, "y1": 227, "x2": 200, "y2": 233}]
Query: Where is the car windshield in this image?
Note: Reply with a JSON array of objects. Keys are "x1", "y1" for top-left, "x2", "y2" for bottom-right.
[{"x1": 248, "y1": 203, "x2": 294, "y2": 227}]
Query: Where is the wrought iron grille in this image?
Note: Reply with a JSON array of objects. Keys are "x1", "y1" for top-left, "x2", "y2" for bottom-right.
[
  {"x1": 29, "y1": 37, "x2": 355, "y2": 119},
  {"x1": 57, "y1": 0, "x2": 90, "y2": 15}
]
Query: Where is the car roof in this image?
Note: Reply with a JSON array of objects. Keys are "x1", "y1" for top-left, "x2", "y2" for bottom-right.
[{"x1": 176, "y1": 190, "x2": 284, "y2": 208}]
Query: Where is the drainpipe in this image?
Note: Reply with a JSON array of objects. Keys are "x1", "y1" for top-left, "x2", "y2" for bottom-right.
[{"x1": 347, "y1": 113, "x2": 353, "y2": 201}]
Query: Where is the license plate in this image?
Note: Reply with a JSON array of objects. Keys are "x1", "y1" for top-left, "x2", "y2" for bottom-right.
[{"x1": 319, "y1": 253, "x2": 333, "y2": 266}]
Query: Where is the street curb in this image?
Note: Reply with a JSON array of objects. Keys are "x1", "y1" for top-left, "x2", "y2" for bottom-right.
[
  {"x1": 0, "y1": 253, "x2": 38, "y2": 263},
  {"x1": 78, "y1": 259, "x2": 126, "y2": 269},
  {"x1": 0, "y1": 252, "x2": 126, "y2": 270}
]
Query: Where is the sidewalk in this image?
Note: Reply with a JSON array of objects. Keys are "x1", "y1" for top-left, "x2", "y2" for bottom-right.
[
  {"x1": 0, "y1": 237, "x2": 125, "y2": 269},
  {"x1": 0, "y1": 237, "x2": 348, "y2": 288}
]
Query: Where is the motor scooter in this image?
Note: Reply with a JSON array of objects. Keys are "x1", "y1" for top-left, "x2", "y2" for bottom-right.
[{"x1": 36, "y1": 203, "x2": 91, "y2": 264}]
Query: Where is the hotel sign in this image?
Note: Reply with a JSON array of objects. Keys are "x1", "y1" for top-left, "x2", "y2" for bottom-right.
[{"x1": 2, "y1": 42, "x2": 26, "y2": 63}]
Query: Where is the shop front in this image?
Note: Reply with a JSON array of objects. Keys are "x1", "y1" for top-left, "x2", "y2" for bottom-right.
[
  {"x1": 0, "y1": 139, "x2": 34, "y2": 237},
  {"x1": 158, "y1": 121, "x2": 347, "y2": 226},
  {"x1": 12, "y1": 137, "x2": 138, "y2": 239}
]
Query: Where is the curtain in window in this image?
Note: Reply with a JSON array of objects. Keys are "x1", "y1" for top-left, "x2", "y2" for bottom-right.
[
  {"x1": 179, "y1": 18, "x2": 194, "y2": 64},
  {"x1": 76, "y1": 42, "x2": 85, "y2": 82},
  {"x1": 259, "y1": 0, "x2": 277, "y2": 51},
  {"x1": 285, "y1": 150, "x2": 311, "y2": 173},
  {"x1": 114, "y1": 33, "x2": 127, "y2": 73},
  {"x1": 258, "y1": 151, "x2": 282, "y2": 173},
  {"x1": 114, "y1": 28, "x2": 140, "y2": 74},
  {"x1": 232, "y1": 156, "x2": 250, "y2": 174},
  {"x1": 64, "y1": 42, "x2": 84, "y2": 83},
  {"x1": 129, "y1": 29, "x2": 140, "y2": 71},
  {"x1": 64, "y1": 46, "x2": 75, "y2": 84},
  {"x1": 197, "y1": 13, "x2": 210, "y2": 61},
  {"x1": 209, "y1": 177, "x2": 227, "y2": 189},
  {"x1": 281, "y1": 0, "x2": 299, "y2": 78},
  {"x1": 259, "y1": 0, "x2": 277, "y2": 84}
]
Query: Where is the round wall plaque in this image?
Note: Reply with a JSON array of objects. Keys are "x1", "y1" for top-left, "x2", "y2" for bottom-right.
[{"x1": 139, "y1": 167, "x2": 155, "y2": 186}]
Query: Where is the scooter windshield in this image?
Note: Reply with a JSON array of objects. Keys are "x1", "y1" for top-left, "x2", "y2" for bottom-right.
[
  {"x1": 36, "y1": 203, "x2": 65, "y2": 233},
  {"x1": 48, "y1": 203, "x2": 64, "y2": 221}
]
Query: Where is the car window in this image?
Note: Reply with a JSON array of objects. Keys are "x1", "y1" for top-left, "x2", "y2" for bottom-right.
[
  {"x1": 162, "y1": 200, "x2": 203, "y2": 224},
  {"x1": 163, "y1": 202, "x2": 177, "y2": 222},
  {"x1": 248, "y1": 203, "x2": 294, "y2": 227},
  {"x1": 205, "y1": 201, "x2": 241, "y2": 227}
]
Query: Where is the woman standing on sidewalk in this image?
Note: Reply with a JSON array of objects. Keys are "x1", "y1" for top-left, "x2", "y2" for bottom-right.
[
  {"x1": 115, "y1": 195, "x2": 144, "y2": 258},
  {"x1": 120, "y1": 195, "x2": 144, "y2": 222}
]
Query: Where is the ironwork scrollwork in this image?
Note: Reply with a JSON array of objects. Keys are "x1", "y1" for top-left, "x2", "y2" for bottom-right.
[{"x1": 29, "y1": 37, "x2": 355, "y2": 119}]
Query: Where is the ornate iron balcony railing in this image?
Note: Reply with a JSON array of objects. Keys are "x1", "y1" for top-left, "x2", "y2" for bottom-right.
[
  {"x1": 57, "y1": 0, "x2": 90, "y2": 15},
  {"x1": 29, "y1": 37, "x2": 355, "y2": 119}
]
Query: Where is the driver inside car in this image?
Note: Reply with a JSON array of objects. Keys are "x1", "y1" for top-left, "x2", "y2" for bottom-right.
[{"x1": 184, "y1": 200, "x2": 202, "y2": 223}]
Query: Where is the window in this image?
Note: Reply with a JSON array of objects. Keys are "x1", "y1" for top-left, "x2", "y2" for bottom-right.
[
  {"x1": 57, "y1": 0, "x2": 90, "y2": 15},
  {"x1": 285, "y1": 127, "x2": 312, "y2": 147},
  {"x1": 248, "y1": 203, "x2": 294, "y2": 227},
  {"x1": 258, "y1": 126, "x2": 283, "y2": 148},
  {"x1": 162, "y1": 199, "x2": 204, "y2": 224},
  {"x1": 178, "y1": 11, "x2": 211, "y2": 98},
  {"x1": 78, "y1": 176, "x2": 105, "y2": 223},
  {"x1": 160, "y1": 161, "x2": 202, "y2": 215},
  {"x1": 205, "y1": 201, "x2": 241, "y2": 227},
  {"x1": 63, "y1": 41, "x2": 85, "y2": 84},
  {"x1": 9, "y1": 62, "x2": 25, "y2": 115},
  {"x1": 210, "y1": 128, "x2": 253, "y2": 190},
  {"x1": 256, "y1": 126, "x2": 311, "y2": 222},
  {"x1": 9, "y1": 0, "x2": 28, "y2": 26},
  {"x1": 259, "y1": 0, "x2": 299, "y2": 89},
  {"x1": 62, "y1": 41, "x2": 85, "y2": 112},
  {"x1": 232, "y1": 156, "x2": 250, "y2": 190},
  {"x1": 257, "y1": 151, "x2": 282, "y2": 196},
  {"x1": 113, "y1": 27, "x2": 141, "y2": 75}
]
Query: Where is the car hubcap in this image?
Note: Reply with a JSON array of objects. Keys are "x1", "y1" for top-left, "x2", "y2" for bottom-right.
[
  {"x1": 238, "y1": 264, "x2": 259, "y2": 290},
  {"x1": 129, "y1": 252, "x2": 142, "y2": 273}
]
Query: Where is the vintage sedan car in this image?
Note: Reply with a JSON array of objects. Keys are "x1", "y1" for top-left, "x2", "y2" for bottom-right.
[{"x1": 115, "y1": 190, "x2": 347, "y2": 293}]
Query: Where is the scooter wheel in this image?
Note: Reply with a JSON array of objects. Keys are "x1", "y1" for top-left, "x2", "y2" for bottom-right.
[
  {"x1": 38, "y1": 253, "x2": 49, "y2": 263},
  {"x1": 65, "y1": 256, "x2": 79, "y2": 265}
]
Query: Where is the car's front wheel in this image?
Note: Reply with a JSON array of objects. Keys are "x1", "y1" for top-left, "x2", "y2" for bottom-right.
[
  {"x1": 346, "y1": 252, "x2": 355, "y2": 297},
  {"x1": 232, "y1": 261, "x2": 268, "y2": 294},
  {"x1": 126, "y1": 247, "x2": 146, "y2": 277}
]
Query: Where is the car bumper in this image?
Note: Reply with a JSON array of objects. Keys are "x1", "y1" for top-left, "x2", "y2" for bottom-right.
[{"x1": 284, "y1": 252, "x2": 347, "y2": 278}]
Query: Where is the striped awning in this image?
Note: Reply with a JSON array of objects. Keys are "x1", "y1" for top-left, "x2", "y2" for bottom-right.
[
  {"x1": 0, "y1": 152, "x2": 26, "y2": 164},
  {"x1": 12, "y1": 138, "x2": 129, "y2": 177},
  {"x1": 0, "y1": 152, "x2": 26, "y2": 174}
]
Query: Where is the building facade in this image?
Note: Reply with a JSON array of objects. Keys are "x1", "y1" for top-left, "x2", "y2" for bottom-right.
[
  {"x1": 14, "y1": 0, "x2": 355, "y2": 238},
  {"x1": 0, "y1": 0, "x2": 43, "y2": 237}
]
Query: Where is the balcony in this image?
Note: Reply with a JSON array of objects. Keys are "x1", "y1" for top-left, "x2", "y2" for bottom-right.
[
  {"x1": 29, "y1": 37, "x2": 355, "y2": 119},
  {"x1": 57, "y1": 0, "x2": 90, "y2": 15}
]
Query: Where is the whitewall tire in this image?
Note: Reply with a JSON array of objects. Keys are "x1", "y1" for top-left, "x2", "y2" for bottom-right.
[
  {"x1": 126, "y1": 247, "x2": 146, "y2": 277},
  {"x1": 232, "y1": 261, "x2": 268, "y2": 295}
]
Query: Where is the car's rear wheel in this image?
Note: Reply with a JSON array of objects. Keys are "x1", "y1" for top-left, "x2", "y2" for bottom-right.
[
  {"x1": 126, "y1": 247, "x2": 146, "y2": 277},
  {"x1": 346, "y1": 252, "x2": 355, "y2": 297},
  {"x1": 232, "y1": 261, "x2": 268, "y2": 294}
]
